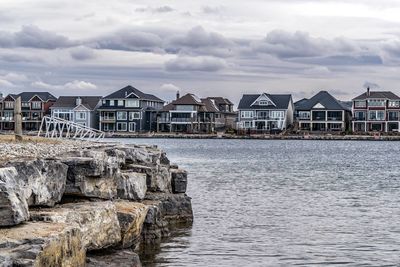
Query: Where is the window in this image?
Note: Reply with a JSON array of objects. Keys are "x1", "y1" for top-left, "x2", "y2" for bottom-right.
[
  {"x1": 388, "y1": 111, "x2": 398, "y2": 121},
  {"x1": 129, "y1": 122, "x2": 136, "y2": 132},
  {"x1": 241, "y1": 111, "x2": 254, "y2": 118},
  {"x1": 126, "y1": 100, "x2": 139, "y2": 107},
  {"x1": 129, "y1": 112, "x2": 141, "y2": 120},
  {"x1": 31, "y1": 101, "x2": 41, "y2": 109},
  {"x1": 369, "y1": 111, "x2": 385, "y2": 120},
  {"x1": 117, "y1": 111, "x2": 127, "y2": 120},
  {"x1": 4, "y1": 101, "x2": 14, "y2": 109},
  {"x1": 109, "y1": 100, "x2": 114, "y2": 106},
  {"x1": 118, "y1": 100, "x2": 124, "y2": 106},
  {"x1": 244, "y1": 121, "x2": 252, "y2": 128},
  {"x1": 259, "y1": 100, "x2": 270, "y2": 106},
  {"x1": 117, "y1": 122, "x2": 127, "y2": 131},
  {"x1": 389, "y1": 101, "x2": 400, "y2": 108},
  {"x1": 354, "y1": 101, "x2": 366, "y2": 108},
  {"x1": 271, "y1": 111, "x2": 284, "y2": 119},
  {"x1": 298, "y1": 111, "x2": 310, "y2": 119},
  {"x1": 77, "y1": 112, "x2": 86, "y2": 120},
  {"x1": 22, "y1": 102, "x2": 29, "y2": 108},
  {"x1": 176, "y1": 105, "x2": 195, "y2": 111},
  {"x1": 354, "y1": 111, "x2": 366, "y2": 120},
  {"x1": 368, "y1": 99, "x2": 385, "y2": 107}
]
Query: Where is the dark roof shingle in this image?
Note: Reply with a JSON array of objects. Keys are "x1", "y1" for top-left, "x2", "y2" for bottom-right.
[
  {"x1": 51, "y1": 96, "x2": 102, "y2": 110},
  {"x1": 296, "y1": 91, "x2": 350, "y2": 111},
  {"x1": 238, "y1": 93, "x2": 292, "y2": 110},
  {"x1": 352, "y1": 91, "x2": 400, "y2": 100},
  {"x1": 104, "y1": 85, "x2": 163, "y2": 102}
]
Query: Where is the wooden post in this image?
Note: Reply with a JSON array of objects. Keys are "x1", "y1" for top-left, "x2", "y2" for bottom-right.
[{"x1": 14, "y1": 96, "x2": 23, "y2": 141}]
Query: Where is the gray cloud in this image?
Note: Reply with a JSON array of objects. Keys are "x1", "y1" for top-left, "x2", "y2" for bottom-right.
[
  {"x1": 165, "y1": 56, "x2": 227, "y2": 72},
  {"x1": 70, "y1": 46, "x2": 96, "y2": 60},
  {"x1": 0, "y1": 25, "x2": 75, "y2": 49}
]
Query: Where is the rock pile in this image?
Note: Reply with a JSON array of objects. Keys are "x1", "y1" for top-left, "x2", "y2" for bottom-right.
[{"x1": 0, "y1": 142, "x2": 193, "y2": 267}]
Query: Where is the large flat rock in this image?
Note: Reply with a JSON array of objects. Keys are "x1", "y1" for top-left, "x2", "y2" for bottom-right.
[
  {"x1": 117, "y1": 171, "x2": 147, "y2": 201},
  {"x1": 0, "y1": 221, "x2": 85, "y2": 267},
  {"x1": 30, "y1": 201, "x2": 122, "y2": 250}
]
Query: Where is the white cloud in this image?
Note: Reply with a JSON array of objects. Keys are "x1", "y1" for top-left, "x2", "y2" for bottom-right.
[
  {"x1": 0, "y1": 79, "x2": 14, "y2": 87},
  {"x1": 31, "y1": 80, "x2": 97, "y2": 91},
  {"x1": 165, "y1": 56, "x2": 227, "y2": 72}
]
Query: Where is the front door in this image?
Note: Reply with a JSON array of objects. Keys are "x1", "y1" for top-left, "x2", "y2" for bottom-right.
[{"x1": 129, "y1": 122, "x2": 136, "y2": 132}]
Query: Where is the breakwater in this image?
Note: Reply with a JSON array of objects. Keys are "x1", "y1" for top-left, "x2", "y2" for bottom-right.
[{"x1": 0, "y1": 139, "x2": 193, "y2": 266}]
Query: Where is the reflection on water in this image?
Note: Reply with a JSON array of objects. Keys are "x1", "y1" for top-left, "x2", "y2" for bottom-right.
[{"x1": 118, "y1": 139, "x2": 400, "y2": 266}]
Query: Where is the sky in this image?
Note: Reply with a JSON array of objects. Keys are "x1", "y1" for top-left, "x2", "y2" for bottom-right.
[{"x1": 1, "y1": 0, "x2": 400, "y2": 104}]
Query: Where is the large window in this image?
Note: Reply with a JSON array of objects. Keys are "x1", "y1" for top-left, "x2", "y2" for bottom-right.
[
  {"x1": 117, "y1": 111, "x2": 127, "y2": 120},
  {"x1": 354, "y1": 101, "x2": 366, "y2": 108},
  {"x1": 4, "y1": 101, "x2": 14, "y2": 109},
  {"x1": 126, "y1": 99, "x2": 139, "y2": 107},
  {"x1": 369, "y1": 110, "x2": 385, "y2": 120},
  {"x1": 270, "y1": 111, "x2": 284, "y2": 119},
  {"x1": 129, "y1": 112, "x2": 141, "y2": 120},
  {"x1": 388, "y1": 111, "x2": 399, "y2": 121},
  {"x1": 31, "y1": 101, "x2": 41, "y2": 109},
  {"x1": 243, "y1": 121, "x2": 252, "y2": 128},
  {"x1": 312, "y1": 111, "x2": 326, "y2": 121},
  {"x1": 354, "y1": 111, "x2": 366, "y2": 120},
  {"x1": 118, "y1": 100, "x2": 124, "y2": 106},
  {"x1": 389, "y1": 101, "x2": 400, "y2": 108},
  {"x1": 241, "y1": 111, "x2": 254, "y2": 118},
  {"x1": 176, "y1": 105, "x2": 195, "y2": 111},
  {"x1": 298, "y1": 111, "x2": 310, "y2": 119},
  {"x1": 117, "y1": 122, "x2": 127, "y2": 131},
  {"x1": 368, "y1": 99, "x2": 385, "y2": 107}
]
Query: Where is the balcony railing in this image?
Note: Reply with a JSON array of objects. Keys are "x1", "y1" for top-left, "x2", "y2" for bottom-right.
[
  {"x1": 388, "y1": 117, "x2": 399, "y2": 121},
  {"x1": 100, "y1": 117, "x2": 116, "y2": 122},
  {"x1": 327, "y1": 117, "x2": 342, "y2": 121},
  {"x1": 171, "y1": 118, "x2": 192, "y2": 122},
  {"x1": 255, "y1": 116, "x2": 282, "y2": 120},
  {"x1": 353, "y1": 117, "x2": 366, "y2": 121}
]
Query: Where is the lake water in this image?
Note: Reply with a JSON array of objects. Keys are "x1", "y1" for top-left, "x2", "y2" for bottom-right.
[{"x1": 118, "y1": 139, "x2": 400, "y2": 266}]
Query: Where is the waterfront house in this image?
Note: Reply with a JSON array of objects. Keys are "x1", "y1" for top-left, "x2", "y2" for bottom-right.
[
  {"x1": 50, "y1": 96, "x2": 102, "y2": 129},
  {"x1": 97, "y1": 85, "x2": 164, "y2": 132},
  {"x1": 0, "y1": 92, "x2": 56, "y2": 131},
  {"x1": 237, "y1": 93, "x2": 294, "y2": 132},
  {"x1": 156, "y1": 92, "x2": 219, "y2": 133},
  {"x1": 204, "y1": 97, "x2": 236, "y2": 130},
  {"x1": 352, "y1": 88, "x2": 400, "y2": 132},
  {"x1": 295, "y1": 91, "x2": 351, "y2": 132}
]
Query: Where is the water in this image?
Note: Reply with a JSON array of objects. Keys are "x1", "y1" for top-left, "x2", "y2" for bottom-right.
[{"x1": 118, "y1": 139, "x2": 400, "y2": 266}]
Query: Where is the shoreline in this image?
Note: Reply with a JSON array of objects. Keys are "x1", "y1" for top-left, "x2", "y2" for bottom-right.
[{"x1": 105, "y1": 133, "x2": 400, "y2": 141}]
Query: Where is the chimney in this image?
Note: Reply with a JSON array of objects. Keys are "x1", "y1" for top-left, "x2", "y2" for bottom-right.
[
  {"x1": 367, "y1": 87, "x2": 370, "y2": 97},
  {"x1": 176, "y1": 90, "x2": 180, "y2": 100},
  {"x1": 76, "y1": 97, "x2": 82, "y2": 106}
]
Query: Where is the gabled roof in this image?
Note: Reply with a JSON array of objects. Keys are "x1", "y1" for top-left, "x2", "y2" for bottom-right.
[
  {"x1": 206, "y1": 97, "x2": 233, "y2": 106},
  {"x1": 51, "y1": 96, "x2": 102, "y2": 110},
  {"x1": 238, "y1": 93, "x2": 292, "y2": 110},
  {"x1": 18, "y1": 92, "x2": 57, "y2": 102},
  {"x1": 200, "y1": 98, "x2": 220, "y2": 112},
  {"x1": 161, "y1": 93, "x2": 203, "y2": 111},
  {"x1": 294, "y1": 98, "x2": 308, "y2": 109},
  {"x1": 103, "y1": 85, "x2": 163, "y2": 102},
  {"x1": 296, "y1": 91, "x2": 349, "y2": 111},
  {"x1": 352, "y1": 91, "x2": 400, "y2": 100}
]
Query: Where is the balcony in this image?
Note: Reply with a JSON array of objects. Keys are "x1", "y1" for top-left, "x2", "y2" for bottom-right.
[
  {"x1": 171, "y1": 118, "x2": 192, "y2": 123},
  {"x1": 158, "y1": 118, "x2": 170, "y2": 123},
  {"x1": 255, "y1": 116, "x2": 282, "y2": 120},
  {"x1": 353, "y1": 116, "x2": 366, "y2": 121},
  {"x1": 100, "y1": 117, "x2": 116, "y2": 122},
  {"x1": 327, "y1": 117, "x2": 342, "y2": 121},
  {"x1": 0, "y1": 117, "x2": 14, "y2": 121},
  {"x1": 388, "y1": 116, "x2": 399, "y2": 121}
]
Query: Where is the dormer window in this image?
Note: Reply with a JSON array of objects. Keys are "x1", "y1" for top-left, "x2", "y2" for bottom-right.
[{"x1": 259, "y1": 100, "x2": 270, "y2": 106}]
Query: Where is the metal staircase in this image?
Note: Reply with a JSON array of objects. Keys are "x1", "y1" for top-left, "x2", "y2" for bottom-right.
[{"x1": 38, "y1": 116, "x2": 105, "y2": 141}]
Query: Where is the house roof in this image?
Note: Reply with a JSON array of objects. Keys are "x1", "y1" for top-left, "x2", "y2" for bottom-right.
[
  {"x1": 294, "y1": 98, "x2": 308, "y2": 109},
  {"x1": 352, "y1": 91, "x2": 400, "y2": 100},
  {"x1": 161, "y1": 93, "x2": 220, "y2": 112},
  {"x1": 206, "y1": 97, "x2": 234, "y2": 106},
  {"x1": 51, "y1": 96, "x2": 102, "y2": 110},
  {"x1": 238, "y1": 93, "x2": 292, "y2": 110},
  {"x1": 295, "y1": 91, "x2": 350, "y2": 111},
  {"x1": 103, "y1": 85, "x2": 163, "y2": 102},
  {"x1": 17, "y1": 92, "x2": 57, "y2": 102}
]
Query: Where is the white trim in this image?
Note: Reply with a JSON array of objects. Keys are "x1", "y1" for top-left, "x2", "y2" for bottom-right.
[
  {"x1": 28, "y1": 94, "x2": 44, "y2": 102},
  {"x1": 250, "y1": 93, "x2": 276, "y2": 107},
  {"x1": 312, "y1": 102, "x2": 325, "y2": 109},
  {"x1": 129, "y1": 122, "x2": 136, "y2": 132},
  {"x1": 125, "y1": 92, "x2": 140, "y2": 99}
]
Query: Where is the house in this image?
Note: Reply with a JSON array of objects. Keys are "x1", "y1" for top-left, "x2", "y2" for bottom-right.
[
  {"x1": 237, "y1": 93, "x2": 294, "y2": 131},
  {"x1": 295, "y1": 91, "x2": 351, "y2": 132},
  {"x1": 97, "y1": 85, "x2": 164, "y2": 132},
  {"x1": 156, "y1": 92, "x2": 219, "y2": 133},
  {"x1": 352, "y1": 88, "x2": 400, "y2": 132},
  {"x1": 204, "y1": 97, "x2": 236, "y2": 130},
  {"x1": 50, "y1": 96, "x2": 102, "y2": 129},
  {"x1": 0, "y1": 92, "x2": 56, "y2": 131}
]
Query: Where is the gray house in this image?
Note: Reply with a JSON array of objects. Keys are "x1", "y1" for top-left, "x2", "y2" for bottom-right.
[
  {"x1": 50, "y1": 96, "x2": 102, "y2": 129},
  {"x1": 237, "y1": 93, "x2": 294, "y2": 132},
  {"x1": 295, "y1": 91, "x2": 351, "y2": 132}
]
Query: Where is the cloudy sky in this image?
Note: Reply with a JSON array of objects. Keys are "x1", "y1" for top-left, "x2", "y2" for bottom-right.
[{"x1": 1, "y1": 0, "x2": 400, "y2": 104}]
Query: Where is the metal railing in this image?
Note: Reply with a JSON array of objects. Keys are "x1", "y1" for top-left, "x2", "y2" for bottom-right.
[{"x1": 38, "y1": 116, "x2": 105, "y2": 141}]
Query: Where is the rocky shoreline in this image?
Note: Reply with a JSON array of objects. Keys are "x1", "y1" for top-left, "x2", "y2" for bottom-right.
[{"x1": 0, "y1": 139, "x2": 193, "y2": 266}]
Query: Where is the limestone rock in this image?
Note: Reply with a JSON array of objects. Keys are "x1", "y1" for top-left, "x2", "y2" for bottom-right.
[
  {"x1": 0, "y1": 222, "x2": 85, "y2": 267},
  {"x1": 30, "y1": 201, "x2": 121, "y2": 250},
  {"x1": 3, "y1": 159, "x2": 68, "y2": 207},
  {"x1": 126, "y1": 164, "x2": 172, "y2": 193},
  {"x1": 116, "y1": 172, "x2": 147, "y2": 201},
  {"x1": 141, "y1": 201, "x2": 170, "y2": 244},
  {"x1": 171, "y1": 169, "x2": 188, "y2": 193},
  {"x1": 0, "y1": 167, "x2": 29, "y2": 226},
  {"x1": 87, "y1": 249, "x2": 142, "y2": 267},
  {"x1": 61, "y1": 156, "x2": 117, "y2": 199},
  {"x1": 145, "y1": 193, "x2": 194, "y2": 224},
  {"x1": 115, "y1": 201, "x2": 149, "y2": 249}
]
